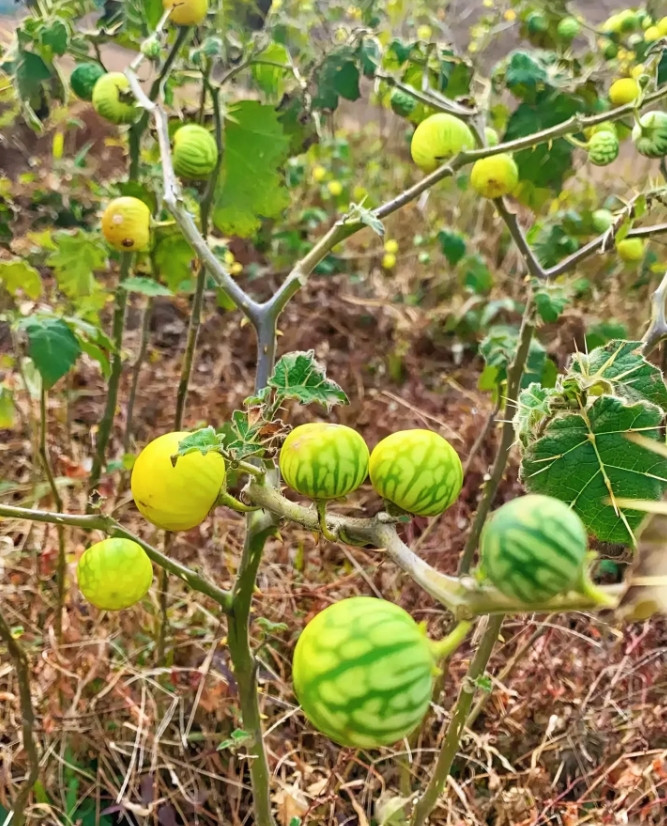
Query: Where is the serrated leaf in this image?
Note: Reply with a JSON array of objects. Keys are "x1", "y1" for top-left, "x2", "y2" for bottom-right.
[
  {"x1": 569, "y1": 340, "x2": 667, "y2": 410},
  {"x1": 213, "y1": 101, "x2": 291, "y2": 238},
  {"x1": 0, "y1": 259, "x2": 42, "y2": 299},
  {"x1": 176, "y1": 427, "x2": 220, "y2": 460},
  {"x1": 534, "y1": 283, "x2": 570, "y2": 323},
  {"x1": 268, "y1": 350, "x2": 348, "y2": 409},
  {"x1": 121, "y1": 276, "x2": 173, "y2": 297},
  {"x1": 20, "y1": 316, "x2": 81, "y2": 388},
  {"x1": 46, "y1": 230, "x2": 107, "y2": 298},
  {"x1": 520, "y1": 394, "x2": 667, "y2": 545},
  {"x1": 218, "y1": 410, "x2": 265, "y2": 460},
  {"x1": 153, "y1": 230, "x2": 195, "y2": 291},
  {"x1": 505, "y1": 51, "x2": 548, "y2": 92}
]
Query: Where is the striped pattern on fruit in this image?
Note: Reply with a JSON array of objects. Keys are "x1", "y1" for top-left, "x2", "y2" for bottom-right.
[
  {"x1": 632, "y1": 111, "x2": 667, "y2": 158},
  {"x1": 70, "y1": 62, "x2": 106, "y2": 101},
  {"x1": 587, "y1": 131, "x2": 619, "y2": 166},
  {"x1": 369, "y1": 429, "x2": 463, "y2": 517},
  {"x1": 292, "y1": 597, "x2": 436, "y2": 748},
  {"x1": 480, "y1": 494, "x2": 588, "y2": 603},
  {"x1": 279, "y1": 423, "x2": 369, "y2": 501},
  {"x1": 173, "y1": 124, "x2": 219, "y2": 180},
  {"x1": 92, "y1": 72, "x2": 137, "y2": 124}
]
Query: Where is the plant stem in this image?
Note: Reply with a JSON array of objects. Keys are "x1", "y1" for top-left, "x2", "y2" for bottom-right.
[
  {"x1": 123, "y1": 297, "x2": 153, "y2": 453},
  {"x1": 87, "y1": 280, "x2": 129, "y2": 507},
  {"x1": 409, "y1": 615, "x2": 504, "y2": 826},
  {"x1": 227, "y1": 511, "x2": 278, "y2": 826},
  {"x1": 38, "y1": 388, "x2": 66, "y2": 640},
  {"x1": 0, "y1": 610, "x2": 40, "y2": 826}
]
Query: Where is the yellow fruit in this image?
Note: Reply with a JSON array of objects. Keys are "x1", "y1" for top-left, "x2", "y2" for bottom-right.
[
  {"x1": 417, "y1": 24, "x2": 433, "y2": 40},
  {"x1": 644, "y1": 25, "x2": 661, "y2": 42},
  {"x1": 131, "y1": 431, "x2": 226, "y2": 531},
  {"x1": 327, "y1": 180, "x2": 343, "y2": 196},
  {"x1": 384, "y1": 239, "x2": 399, "y2": 254},
  {"x1": 609, "y1": 78, "x2": 640, "y2": 106},
  {"x1": 92, "y1": 72, "x2": 137, "y2": 125},
  {"x1": 616, "y1": 237, "x2": 645, "y2": 262},
  {"x1": 77, "y1": 538, "x2": 153, "y2": 611},
  {"x1": 312, "y1": 165, "x2": 327, "y2": 182},
  {"x1": 469, "y1": 153, "x2": 519, "y2": 198},
  {"x1": 504, "y1": 9, "x2": 516, "y2": 22},
  {"x1": 658, "y1": 17, "x2": 667, "y2": 36},
  {"x1": 163, "y1": 0, "x2": 208, "y2": 26},
  {"x1": 410, "y1": 113, "x2": 475, "y2": 172},
  {"x1": 382, "y1": 252, "x2": 396, "y2": 269},
  {"x1": 101, "y1": 197, "x2": 151, "y2": 252},
  {"x1": 631, "y1": 64, "x2": 646, "y2": 79}
]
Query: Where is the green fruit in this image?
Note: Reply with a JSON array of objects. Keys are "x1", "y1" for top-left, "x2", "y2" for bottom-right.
[
  {"x1": 557, "y1": 16, "x2": 581, "y2": 41},
  {"x1": 484, "y1": 127, "x2": 500, "y2": 147},
  {"x1": 592, "y1": 208, "x2": 614, "y2": 232},
  {"x1": 292, "y1": 597, "x2": 437, "y2": 748},
  {"x1": 369, "y1": 429, "x2": 463, "y2": 517},
  {"x1": 602, "y1": 39, "x2": 618, "y2": 59},
  {"x1": 279, "y1": 423, "x2": 369, "y2": 501},
  {"x1": 410, "y1": 113, "x2": 475, "y2": 172},
  {"x1": 172, "y1": 124, "x2": 219, "y2": 180},
  {"x1": 470, "y1": 153, "x2": 519, "y2": 198},
  {"x1": 526, "y1": 12, "x2": 548, "y2": 35},
  {"x1": 616, "y1": 237, "x2": 645, "y2": 262},
  {"x1": 390, "y1": 88, "x2": 417, "y2": 118},
  {"x1": 632, "y1": 111, "x2": 667, "y2": 158},
  {"x1": 70, "y1": 62, "x2": 106, "y2": 101},
  {"x1": 479, "y1": 494, "x2": 588, "y2": 604},
  {"x1": 619, "y1": 10, "x2": 639, "y2": 32},
  {"x1": 587, "y1": 130, "x2": 619, "y2": 165},
  {"x1": 92, "y1": 72, "x2": 138, "y2": 124},
  {"x1": 77, "y1": 538, "x2": 153, "y2": 611}
]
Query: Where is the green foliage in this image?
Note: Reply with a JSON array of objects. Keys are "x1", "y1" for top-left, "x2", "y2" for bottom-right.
[
  {"x1": 45, "y1": 230, "x2": 107, "y2": 299},
  {"x1": 264, "y1": 350, "x2": 349, "y2": 409},
  {"x1": 19, "y1": 316, "x2": 81, "y2": 388},
  {"x1": 0, "y1": 259, "x2": 42, "y2": 300},
  {"x1": 437, "y1": 229, "x2": 467, "y2": 265},
  {"x1": 479, "y1": 324, "x2": 554, "y2": 397}
]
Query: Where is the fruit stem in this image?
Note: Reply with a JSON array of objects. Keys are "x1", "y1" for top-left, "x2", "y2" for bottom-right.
[
  {"x1": 316, "y1": 500, "x2": 339, "y2": 542},
  {"x1": 218, "y1": 491, "x2": 262, "y2": 513},
  {"x1": 430, "y1": 620, "x2": 473, "y2": 662},
  {"x1": 576, "y1": 566, "x2": 617, "y2": 607},
  {"x1": 564, "y1": 134, "x2": 590, "y2": 149}
]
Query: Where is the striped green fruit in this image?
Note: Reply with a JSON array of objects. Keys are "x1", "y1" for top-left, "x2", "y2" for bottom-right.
[
  {"x1": 70, "y1": 62, "x2": 106, "y2": 102},
  {"x1": 632, "y1": 111, "x2": 667, "y2": 158},
  {"x1": 587, "y1": 130, "x2": 619, "y2": 166},
  {"x1": 369, "y1": 429, "x2": 463, "y2": 517},
  {"x1": 172, "y1": 124, "x2": 219, "y2": 180},
  {"x1": 279, "y1": 423, "x2": 369, "y2": 501},
  {"x1": 92, "y1": 72, "x2": 138, "y2": 125},
  {"x1": 292, "y1": 597, "x2": 437, "y2": 748},
  {"x1": 479, "y1": 494, "x2": 588, "y2": 603}
]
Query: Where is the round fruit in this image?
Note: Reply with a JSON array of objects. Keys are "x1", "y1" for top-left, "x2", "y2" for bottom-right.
[
  {"x1": 526, "y1": 12, "x2": 548, "y2": 35},
  {"x1": 163, "y1": 0, "x2": 208, "y2": 26},
  {"x1": 327, "y1": 180, "x2": 343, "y2": 196},
  {"x1": 644, "y1": 25, "x2": 661, "y2": 42},
  {"x1": 484, "y1": 127, "x2": 500, "y2": 147},
  {"x1": 77, "y1": 538, "x2": 153, "y2": 611},
  {"x1": 279, "y1": 423, "x2": 369, "y2": 501},
  {"x1": 92, "y1": 72, "x2": 138, "y2": 124},
  {"x1": 292, "y1": 597, "x2": 436, "y2": 748},
  {"x1": 382, "y1": 252, "x2": 396, "y2": 269},
  {"x1": 369, "y1": 429, "x2": 463, "y2": 517},
  {"x1": 410, "y1": 113, "x2": 475, "y2": 173},
  {"x1": 608, "y1": 77, "x2": 640, "y2": 106},
  {"x1": 587, "y1": 130, "x2": 619, "y2": 165},
  {"x1": 631, "y1": 111, "x2": 667, "y2": 158},
  {"x1": 616, "y1": 237, "x2": 645, "y2": 262},
  {"x1": 172, "y1": 123, "x2": 218, "y2": 180},
  {"x1": 70, "y1": 62, "x2": 106, "y2": 101},
  {"x1": 469, "y1": 153, "x2": 519, "y2": 198},
  {"x1": 592, "y1": 208, "x2": 614, "y2": 232},
  {"x1": 479, "y1": 494, "x2": 588, "y2": 604},
  {"x1": 390, "y1": 88, "x2": 417, "y2": 118},
  {"x1": 602, "y1": 39, "x2": 618, "y2": 59},
  {"x1": 101, "y1": 197, "x2": 151, "y2": 252},
  {"x1": 557, "y1": 16, "x2": 581, "y2": 41},
  {"x1": 131, "y1": 431, "x2": 226, "y2": 531}
]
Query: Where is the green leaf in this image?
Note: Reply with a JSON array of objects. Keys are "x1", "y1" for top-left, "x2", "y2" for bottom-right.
[
  {"x1": 176, "y1": 427, "x2": 220, "y2": 460},
  {"x1": 534, "y1": 283, "x2": 570, "y2": 323},
  {"x1": 20, "y1": 316, "x2": 81, "y2": 388},
  {"x1": 585, "y1": 320, "x2": 628, "y2": 351},
  {"x1": 462, "y1": 254, "x2": 493, "y2": 294},
  {"x1": 268, "y1": 350, "x2": 348, "y2": 409},
  {"x1": 218, "y1": 410, "x2": 265, "y2": 460},
  {"x1": 40, "y1": 18, "x2": 69, "y2": 56},
  {"x1": 505, "y1": 51, "x2": 548, "y2": 93},
  {"x1": 15, "y1": 49, "x2": 52, "y2": 103},
  {"x1": 255, "y1": 616, "x2": 288, "y2": 633},
  {"x1": 121, "y1": 276, "x2": 173, "y2": 297},
  {"x1": 312, "y1": 48, "x2": 361, "y2": 110},
  {"x1": 251, "y1": 42, "x2": 290, "y2": 99},
  {"x1": 479, "y1": 325, "x2": 546, "y2": 390},
  {"x1": 213, "y1": 102, "x2": 291, "y2": 238},
  {"x1": 569, "y1": 340, "x2": 667, "y2": 410},
  {"x1": 217, "y1": 728, "x2": 253, "y2": 752},
  {"x1": 357, "y1": 37, "x2": 381, "y2": 78},
  {"x1": 0, "y1": 259, "x2": 42, "y2": 299},
  {"x1": 46, "y1": 230, "x2": 107, "y2": 298},
  {"x1": 349, "y1": 203, "x2": 384, "y2": 237},
  {"x1": 0, "y1": 384, "x2": 15, "y2": 429},
  {"x1": 153, "y1": 230, "x2": 195, "y2": 291},
  {"x1": 437, "y1": 229, "x2": 466, "y2": 265},
  {"x1": 520, "y1": 394, "x2": 667, "y2": 545}
]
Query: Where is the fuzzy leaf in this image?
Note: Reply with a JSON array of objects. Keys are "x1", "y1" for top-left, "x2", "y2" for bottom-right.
[{"x1": 268, "y1": 350, "x2": 348, "y2": 409}]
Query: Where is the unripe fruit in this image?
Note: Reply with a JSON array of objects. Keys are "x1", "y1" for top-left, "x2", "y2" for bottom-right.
[
  {"x1": 70, "y1": 62, "x2": 106, "y2": 101},
  {"x1": 608, "y1": 77, "x2": 640, "y2": 105},
  {"x1": 327, "y1": 180, "x2": 343, "y2": 196},
  {"x1": 131, "y1": 431, "x2": 226, "y2": 531},
  {"x1": 602, "y1": 40, "x2": 618, "y2": 60},
  {"x1": 369, "y1": 429, "x2": 463, "y2": 517},
  {"x1": 587, "y1": 130, "x2": 619, "y2": 166},
  {"x1": 77, "y1": 538, "x2": 153, "y2": 611},
  {"x1": 632, "y1": 111, "x2": 667, "y2": 158},
  {"x1": 616, "y1": 237, "x2": 645, "y2": 262},
  {"x1": 382, "y1": 252, "x2": 396, "y2": 269},
  {"x1": 390, "y1": 88, "x2": 417, "y2": 118},
  {"x1": 484, "y1": 127, "x2": 500, "y2": 146},
  {"x1": 557, "y1": 16, "x2": 581, "y2": 41},
  {"x1": 101, "y1": 197, "x2": 151, "y2": 252},
  {"x1": 469, "y1": 153, "x2": 519, "y2": 198},
  {"x1": 172, "y1": 123, "x2": 218, "y2": 180},
  {"x1": 526, "y1": 12, "x2": 548, "y2": 35},
  {"x1": 384, "y1": 239, "x2": 399, "y2": 254},
  {"x1": 410, "y1": 113, "x2": 475, "y2": 172},
  {"x1": 592, "y1": 208, "x2": 614, "y2": 232},
  {"x1": 163, "y1": 0, "x2": 208, "y2": 26},
  {"x1": 279, "y1": 423, "x2": 370, "y2": 501},
  {"x1": 92, "y1": 72, "x2": 138, "y2": 124}
]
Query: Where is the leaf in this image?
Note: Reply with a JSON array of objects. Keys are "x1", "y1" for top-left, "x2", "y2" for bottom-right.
[
  {"x1": 504, "y1": 51, "x2": 548, "y2": 93},
  {"x1": 121, "y1": 276, "x2": 173, "y2": 297},
  {"x1": 0, "y1": 259, "x2": 42, "y2": 299},
  {"x1": 569, "y1": 340, "x2": 667, "y2": 410},
  {"x1": 19, "y1": 316, "x2": 81, "y2": 388},
  {"x1": 251, "y1": 42, "x2": 290, "y2": 99},
  {"x1": 218, "y1": 410, "x2": 265, "y2": 460},
  {"x1": 348, "y1": 203, "x2": 384, "y2": 237},
  {"x1": 15, "y1": 49, "x2": 52, "y2": 103},
  {"x1": 175, "y1": 427, "x2": 220, "y2": 460},
  {"x1": 153, "y1": 230, "x2": 195, "y2": 291},
  {"x1": 520, "y1": 394, "x2": 667, "y2": 545},
  {"x1": 312, "y1": 47, "x2": 361, "y2": 110},
  {"x1": 534, "y1": 283, "x2": 570, "y2": 323},
  {"x1": 0, "y1": 384, "x2": 15, "y2": 429},
  {"x1": 213, "y1": 102, "x2": 291, "y2": 238},
  {"x1": 268, "y1": 350, "x2": 348, "y2": 409},
  {"x1": 437, "y1": 229, "x2": 466, "y2": 266},
  {"x1": 46, "y1": 230, "x2": 107, "y2": 298},
  {"x1": 40, "y1": 18, "x2": 69, "y2": 56},
  {"x1": 479, "y1": 325, "x2": 547, "y2": 389},
  {"x1": 463, "y1": 254, "x2": 493, "y2": 294},
  {"x1": 357, "y1": 37, "x2": 381, "y2": 78}
]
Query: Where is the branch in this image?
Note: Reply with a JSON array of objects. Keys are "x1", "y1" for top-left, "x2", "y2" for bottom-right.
[
  {"x1": 494, "y1": 197, "x2": 545, "y2": 279},
  {"x1": 642, "y1": 269, "x2": 667, "y2": 355},
  {"x1": 0, "y1": 503, "x2": 232, "y2": 611},
  {"x1": 375, "y1": 71, "x2": 476, "y2": 119}
]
